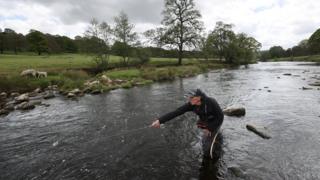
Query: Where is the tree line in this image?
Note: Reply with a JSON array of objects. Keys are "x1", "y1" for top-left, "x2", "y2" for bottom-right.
[
  {"x1": 0, "y1": 0, "x2": 262, "y2": 66},
  {"x1": 260, "y1": 28, "x2": 320, "y2": 61}
]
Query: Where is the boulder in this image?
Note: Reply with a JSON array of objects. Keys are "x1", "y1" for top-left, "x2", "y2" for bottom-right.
[
  {"x1": 246, "y1": 124, "x2": 271, "y2": 139},
  {"x1": 10, "y1": 92, "x2": 20, "y2": 97},
  {"x1": 4, "y1": 104, "x2": 15, "y2": 111},
  {"x1": 309, "y1": 82, "x2": 320, "y2": 86},
  {"x1": 43, "y1": 91, "x2": 55, "y2": 99},
  {"x1": 223, "y1": 107, "x2": 246, "y2": 117},
  {"x1": 14, "y1": 94, "x2": 29, "y2": 103},
  {"x1": 302, "y1": 86, "x2": 312, "y2": 90},
  {"x1": 34, "y1": 88, "x2": 42, "y2": 93},
  {"x1": 91, "y1": 89, "x2": 102, "y2": 95},
  {"x1": 29, "y1": 100, "x2": 42, "y2": 106},
  {"x1": 101, "y1": 75, "x2": 112, "y2": 84},
  {"x1": 16, "y1": 102, "x2": 35, "y2": 110},
  {"x1": 20, "y1": 69, "x2": 37, "y2": 78},
  {"x1": 0, "y1": 109, "x2": 10, "y2": 116},
  {"x1": 228, "y1": 166, "x2": 246, "y2": 178},
  {"x1": 0, "y1": 92, "x2": 7, "y2": 99},
  {"x1": 67, "y1": 93, "x2": 76, "y2": 98},
  {"x1": 83, "y1": 87, "x2": 92, "y2": 94},
  {"x1": 69, "y1": 88, "x2": 81, "y2": 95}
]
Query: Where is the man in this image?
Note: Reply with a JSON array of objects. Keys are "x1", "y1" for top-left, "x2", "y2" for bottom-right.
[{"x1": 151, "y1": 89, "x2": 224, "y2": 158}]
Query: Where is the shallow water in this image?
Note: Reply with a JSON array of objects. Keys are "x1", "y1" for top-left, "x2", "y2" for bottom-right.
[{"x1": 1, "y1": 62, "x2": 320, "y2": 180}]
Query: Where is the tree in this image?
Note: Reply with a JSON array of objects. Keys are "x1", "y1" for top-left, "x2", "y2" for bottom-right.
[
  {"x1": 269, "y1": 46, "x2": 285, "y2": 58},
  {"x1": 158, "y1": 0, "x2": 203, "y2": 65},
  {"x1": 207, "y1": 22, "x2": 261, "y2": 64},
  {"x1": 207, "y1": 21, "x2": 235, "y2": 61},
  {"x1": 308, "y1": 28, "x2": 320, "y2": 54},
  {"x1": 113, "y1": 11, "x2": 137, "y2": 66},
  {"x1": 26, "y1": 30, "x2": 48, "y2": 55},
  {"x1": 0, "y1": 28, "x2": 4, "y2": 54}
]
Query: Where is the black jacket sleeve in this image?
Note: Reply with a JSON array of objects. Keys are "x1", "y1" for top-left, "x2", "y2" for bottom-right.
[{"x1": 158, "y1": 103, "x2": 193, "y2": 124}]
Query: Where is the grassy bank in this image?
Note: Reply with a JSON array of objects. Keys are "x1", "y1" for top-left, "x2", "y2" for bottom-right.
[
  {"x1": 0, "y1": 54, "x2": 227, "y2": 93},
  {"x1": 268, "y1": 55, "x2": 320, "y2": 62}
]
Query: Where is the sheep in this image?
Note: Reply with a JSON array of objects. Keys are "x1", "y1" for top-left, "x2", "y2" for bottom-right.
[
  {"x1": 36, "y1": 71, "x2": 47, "y2": 78},
  {"x1": 20, "y1": 69, "x2": 37, "y2": 78}
]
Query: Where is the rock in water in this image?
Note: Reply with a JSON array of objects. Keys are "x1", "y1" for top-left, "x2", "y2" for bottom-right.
[
  {"x1": 283, "y1": 73, "x2": 292, "y2": 76},
  {"x1": 223, "y1": 107, "x2": 246, "y2": 117},
  {"x1": 0, "y1": 92, "x2": 7, "y2": 99},
  {"x1": 0, "y1": 109, "x2": 10, "y2": 116},
  {"x1": 309, "y1": 82, "x2": 320, "y2": 87},
  {"x1": 15, "y1": 94, "x2": 29, "y2": 103},
  {"x1": 16, "y1": 102, "x2": 35, "y2": 110},
  {"x1": 246, "y1": 124, "x2": 271, "y2": 139},
  {"x1": 67, "y1": 93, "x2": 76, "y2": 98},
  {"x1": 302, "y1": 87, "x2": 312, "y2": 90},
  {"x1": 228, "y1": 166, "x2": 246, "y2": 178},
  {"x1": 43, "y1": 91, "x2": 55, "y2": 99}
]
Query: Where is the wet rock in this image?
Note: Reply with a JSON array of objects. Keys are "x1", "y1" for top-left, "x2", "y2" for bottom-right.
[
  {"x1": 29, "y1": 100, "x2": 42, "y2": 106},
  {"x1": 223, "y1": 107, "x2": 246, "y2": 117},
  {"x1": 28, "y1": 91, "x2": 39, "y2": 97},
  {"x1": 264, "y1": 87, "x2": 269, "y2": 89},
  {"x1": 91, "y1": 89, "x2": 102, "y2": 95},
  {"x1": 267, "y1": 90, "x2": 272, "y2": 92},
  {"x1": 302, "y1": 87, "x2": 312, "y2": 90},
  {"x1": 228, "y1": 166, "x2": 246, "y2": 178},
  {"x1": 283, "y1": 73, "x2": 292, "y2": 76},
  {"x1": 0, "y1": 109, "x2": 10, "y2": 116},
  {"x1": 14, "y1": 94, "x2": 29, "y2": 103},
  {"x1": 302, "y1": 78, "x2": 306, "y2": 80},
  {"x1": 40, "y1": 103, "x2": 50, "y2": 107},
  {"x1": 309, "y1": 82, "x2": 320, "y2": 86},
  {"x1": 67, "y1": 93, "x2": 76, "y2": 98},
  {"x1": 246, "y1": 124, "x2": 271, "y2": 139},
  {"x1": 293, "y1": 75, "x2": 300, "y2": 77},
  {"x1": 277, "y1": 77, "x2": 281, "y2": 79},
  {"x1": 4, "y1": 104, "x2": 15, "y2": 111},
  {"x1": 0, "y1": 92, "x2": 7, "y2": 99},
  {"x1": 59, "y1": 90, "x2": 68, "y2": 96},
  {"x1": 10, "y1": 92, "x2": 20, "y2": 98},
  {"x1": 83, "y1": 87, "x2": 92, "y2": 94},
  {"x1": 16, "y1": 102, "x2": 35, "y2": 110},
  {"x1": 43, "y1": 91, "x2": 55, "y2": 99}
]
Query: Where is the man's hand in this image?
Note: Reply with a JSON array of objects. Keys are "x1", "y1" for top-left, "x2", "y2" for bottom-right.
[{"x1": 151, "y1": 119, "x2": 161, "y2": 128}]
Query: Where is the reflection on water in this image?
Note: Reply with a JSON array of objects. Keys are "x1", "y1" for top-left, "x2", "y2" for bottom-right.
[{"x1": 0, "y1": 62, "x2": 320, "y2": 180}]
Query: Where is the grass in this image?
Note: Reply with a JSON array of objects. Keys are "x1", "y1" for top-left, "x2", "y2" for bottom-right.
[
  {"x1": 0, "y1": 53, "x2": 227, "y2": 93},
  {"x1": 269, "y1": 55, "x2": 320, "y2": 62}
]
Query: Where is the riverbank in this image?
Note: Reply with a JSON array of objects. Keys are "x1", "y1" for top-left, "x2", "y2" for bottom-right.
[
  {"x1": 0, "y1": 53, "x2": 229, "y2": 116},
  {"x1": 267, "y1": 54, "x2": 320, "y2": 62}
]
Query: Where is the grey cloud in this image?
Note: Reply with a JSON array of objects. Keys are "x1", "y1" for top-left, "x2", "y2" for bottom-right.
[{"x1": 24, "y1": 0, "x2": 163, "y2": 25}]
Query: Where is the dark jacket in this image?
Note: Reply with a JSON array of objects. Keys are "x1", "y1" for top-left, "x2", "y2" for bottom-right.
[{"x1": 158, "y1": 91, "x2": 224, "y2": 132}]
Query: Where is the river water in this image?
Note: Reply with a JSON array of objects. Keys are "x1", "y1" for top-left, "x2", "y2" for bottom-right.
[{"x1": 1, "y1": 62, "x2": 320, "y2": 180}]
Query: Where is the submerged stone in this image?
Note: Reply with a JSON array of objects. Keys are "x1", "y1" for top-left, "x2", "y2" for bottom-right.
[
  {"x1": 246, "y1": 124, "x2": 271, "y2": 139},
  {"x1": 223, "y1": 107, "x2": 246, "y2": 117}
]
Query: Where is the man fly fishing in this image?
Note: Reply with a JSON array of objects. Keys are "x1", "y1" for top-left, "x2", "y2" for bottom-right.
[{"x1": 151, "y1": 89, "x2": 224, "y2": 158}]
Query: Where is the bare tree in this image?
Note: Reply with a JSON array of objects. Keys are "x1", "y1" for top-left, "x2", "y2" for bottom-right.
[{"x1": 160, "y1": 0, "x2": 204, "y2": 65}]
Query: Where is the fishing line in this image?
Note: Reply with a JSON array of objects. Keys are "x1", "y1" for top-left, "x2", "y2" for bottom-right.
[{"x1": 102, "y1": 126, "x2": 150, "y2": 140}]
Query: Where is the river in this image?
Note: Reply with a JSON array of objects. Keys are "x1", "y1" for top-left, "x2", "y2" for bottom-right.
[{"x1": 1, "y1": 62, "x2": 320, "y2": 180}]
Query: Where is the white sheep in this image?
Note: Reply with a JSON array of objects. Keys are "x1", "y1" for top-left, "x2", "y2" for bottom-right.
[
  {"x1": 20, "y1": 69, "x2": 37, "y2": 78},
  {"x1": 36, "y1": 71, "x2": 48, "y2": 78}
]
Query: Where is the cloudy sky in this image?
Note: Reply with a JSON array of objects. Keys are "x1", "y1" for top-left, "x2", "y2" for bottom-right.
[{"x1": 0, "y1": 0, "x2": 319, "y2": 50}]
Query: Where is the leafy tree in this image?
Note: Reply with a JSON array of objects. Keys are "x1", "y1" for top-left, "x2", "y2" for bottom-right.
[
  {"x1": 207, "y1": 21, "x2": 235, "y2": 61},
  {"x1": 113, "y1": 11, "x2": 137, "y2": 66},
  {"x1": 269, "y1": 46, "x2": 285, "y2": 58},
  {"x1": 207, "y1": 22, "x2": 261, "y2": 64},
  {"x1": 0, "y1": 28, "x2": 3, "y2": 54},
  {"x1": 308, "y1": 28, "x2": 320, "y2": 54},
  {"x1": 26, "y1": 30, "x2": 48, "y2": 55},
  {"x1": 149, "y1": 0, "x2": 203, "y2": 65}
]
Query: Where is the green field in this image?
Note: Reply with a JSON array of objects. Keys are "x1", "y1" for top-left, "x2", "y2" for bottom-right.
[
  {"x1": 0, "y1": 54, "x2": 203, "y2": 76},
  {"x1": 0, "y1": 53, "x2": 225, "y2": 93}
]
